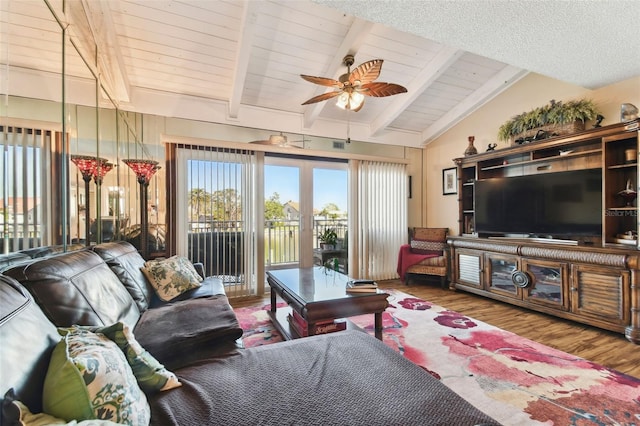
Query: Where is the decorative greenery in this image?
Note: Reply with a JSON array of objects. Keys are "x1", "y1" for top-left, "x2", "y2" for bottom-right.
[
  {"x1": 323, "y1": 257, "x2": 340, "y2": 274},
  {"x1": 318, "y1": 228, "x2": 338, "y2": 246},
  {"x1": 498, "y1": 99, "x2": 599, "y2": 142}
]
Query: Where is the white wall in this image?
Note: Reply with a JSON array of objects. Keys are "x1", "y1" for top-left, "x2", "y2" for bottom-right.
[{"x1": 423, "y1": 73, "x2": 640, "y2": 234}]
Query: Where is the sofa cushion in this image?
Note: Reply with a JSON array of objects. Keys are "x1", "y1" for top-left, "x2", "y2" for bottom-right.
[
  {"x1": 3, "y1": 250, "x2": 141, "y2": 329},
  {"x1": 91, "y1": 242, "x2": 154, "y2": 312},
  {"x1": 141, "y1": 256, "x2": 203, "y2": 301},
  {"x1": 0, "y1": 276, "x2": 60, "y2": 417},
  {"x1": 147, "y1": 330, "x2": 498, "y2": 426},
  {"x1": 92, "y1": 242, "x2": 227, "y2": 310},
  {"x1": 43, "y1": 327, "x2": 150, "y2": 425},
  {"x1": 134, "y1": 295, "x2": 243, "y2": 370},
  {"x1": 88, "y1": 322, "x2": 181, "y2": 393},
  {"x1": 146, "y1": 276, "x2": 225, "y2": 308}
]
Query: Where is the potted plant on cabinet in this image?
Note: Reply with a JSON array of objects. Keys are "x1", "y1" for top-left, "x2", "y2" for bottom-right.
[
  {"x1": 318, "y1": 228, "x2": 338, "y2": 250},
  {"x1": 498, "y1": 98, "x2": 599, "y2": 144}
]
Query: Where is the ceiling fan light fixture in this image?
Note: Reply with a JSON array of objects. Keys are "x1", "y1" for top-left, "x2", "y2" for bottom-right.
[
  {"x1": 301, "y1": 55, "x2": 406, "y2": 111},
  {"x1": 268, "y1": 134, "x2": 287, "y2": 145},
  {"x1": 336, "y1": 91, "x2": 364, "y2": 111}
]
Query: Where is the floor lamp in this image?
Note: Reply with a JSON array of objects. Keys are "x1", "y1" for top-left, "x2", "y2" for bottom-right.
[
  {"x1": 123, "y1": 159, "x2": 160, "y2": 259},
  {"x1": 93, "y1": 162, "x2": 114, "y2": 242},
  {"x1": 71, "y1": 155, "x2": 107, "y2": 246}
]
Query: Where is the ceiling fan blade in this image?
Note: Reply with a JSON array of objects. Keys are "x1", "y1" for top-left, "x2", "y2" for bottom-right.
[
  {"x1": 349, "y1": 59, "x2": 383, "y2": 85},
  {"x1": 300, "y1": 75, "x2": 343, "y2": 88},
  {"x1": 359, "y1": 82, "x2": 408, "y2": 97},
  {"x1": 249, "y1": 140, "x2": 303, "y2": 149},
  {"x1": 301, "y1": 91, "x2": 341, "y2": 105}
]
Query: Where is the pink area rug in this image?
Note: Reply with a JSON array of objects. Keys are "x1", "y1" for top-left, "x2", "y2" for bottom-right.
[{"x1": 235, "y1": 289, "x2": 640, "y2": 425}]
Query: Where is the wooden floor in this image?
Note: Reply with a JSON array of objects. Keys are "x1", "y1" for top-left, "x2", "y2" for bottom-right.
[{"x1": 231, "y1": 277, "x2": 640, "y2": 378}]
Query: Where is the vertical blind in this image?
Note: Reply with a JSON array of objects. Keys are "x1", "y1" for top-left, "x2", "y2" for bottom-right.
[
  {"x1": 175, "y1": 145, "x2": 258, "y2": 298},
  {"x1": 353, "y1": 160, "x2": 407, "y2": 280},
  {"x1": 0, "y1": 125, "x2": 54, "y2": 253}
]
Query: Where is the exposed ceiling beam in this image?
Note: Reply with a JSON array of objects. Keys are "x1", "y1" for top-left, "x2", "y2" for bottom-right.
[
  {"x1": 302, "y1": 19, "x2": 373, "y2": 129},
  {"x1": 80, "y1": 0, "x2": 131, "y2": 103},
  {"x1": 228, "y1": 0, "x2": 258, "y2": 119},
  {"x1": 370, "y1": 46, "x2": 463, "y2": 137},
  {"x1": 421, "y1": 66, "x2": 529, "y2": 145}
]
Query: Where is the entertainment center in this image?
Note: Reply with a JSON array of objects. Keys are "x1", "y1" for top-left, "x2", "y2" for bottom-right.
[{"x1": 449, "y1": 119, "x2": 640, "y2": 344}]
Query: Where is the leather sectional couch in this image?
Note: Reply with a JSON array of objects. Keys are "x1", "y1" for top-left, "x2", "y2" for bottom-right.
[{"x1": 0, "y1": 241, "x2": 498, "y2": 425}]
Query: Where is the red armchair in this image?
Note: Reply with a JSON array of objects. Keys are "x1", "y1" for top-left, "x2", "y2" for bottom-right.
[{"x1": 397, "y1": 227, "x2": 448, "y2": 287}]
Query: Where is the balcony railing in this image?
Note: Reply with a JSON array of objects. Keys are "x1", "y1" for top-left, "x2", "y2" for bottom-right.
[{"x1": 188, "y1": 218, "x2": 347, "y2": 268}]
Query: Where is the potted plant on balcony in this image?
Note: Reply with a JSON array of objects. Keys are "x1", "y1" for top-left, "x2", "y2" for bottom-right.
[{"x1": 318, "y1": 228, "x2": 338, "y2": 250}]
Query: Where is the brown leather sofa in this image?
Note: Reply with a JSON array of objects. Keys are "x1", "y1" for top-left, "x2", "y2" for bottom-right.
[
  {"x1": 2, "y1": 242, "x2": 242, "y2": 370},
  {"x1": 0, "y1": 242, "x2": 499, "y2": 426}
]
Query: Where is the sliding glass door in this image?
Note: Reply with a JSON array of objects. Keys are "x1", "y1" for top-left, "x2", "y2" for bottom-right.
[{"x1": 264, "y1": 156, "x2": 348, "y2": 271}]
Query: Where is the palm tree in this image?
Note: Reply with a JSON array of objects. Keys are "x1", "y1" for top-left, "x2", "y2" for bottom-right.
[{"x1": 188, "y1": 188, "x2": 212, "y2": 221}]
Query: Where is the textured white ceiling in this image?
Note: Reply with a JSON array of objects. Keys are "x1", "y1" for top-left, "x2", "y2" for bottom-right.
[{"x1": 315, "y1": 0, "x2": 640, "y2": 89}]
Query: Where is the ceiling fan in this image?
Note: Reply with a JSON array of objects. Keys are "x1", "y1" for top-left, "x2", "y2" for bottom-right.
[
  {"x1": 300, "y1": 54, "x2": 407, "y2": 112},
  {"x1": 249, "y1": 132, "x2": 307, "y2": 148}
]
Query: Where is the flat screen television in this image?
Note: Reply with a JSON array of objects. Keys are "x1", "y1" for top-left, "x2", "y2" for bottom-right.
[{"x1": 474, "y1": 169, "x2": 602, "y2": 238}]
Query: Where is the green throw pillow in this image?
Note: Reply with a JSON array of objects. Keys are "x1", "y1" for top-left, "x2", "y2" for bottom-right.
[
  {"x1": 88, "y1": 322, "x2": 181, "y2": 392},
  {"x1": 43, "y1": 327, "x2": 150, "y2": 425},
  {"x1": 7, "y1": 398, "x2": 122, "y2": 426},
  {"x1": 141, "y1": 255, "x2": 203, "y2": 301}
]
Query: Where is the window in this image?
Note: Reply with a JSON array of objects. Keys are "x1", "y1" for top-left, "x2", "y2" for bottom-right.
[{"x1": 1, "y1": 125, "x2": 57, "y2": 253}]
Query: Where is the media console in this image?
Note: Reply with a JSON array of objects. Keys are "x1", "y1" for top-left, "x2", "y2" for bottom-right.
[
  {"x1": 489, "y1": 236, "x2": 579, "y2": 245},
  {"x1": 451, "y1": 120, "x2": 640, "y2": 343},
  {"x1": 448, "y1": 236, "x2": 639, "y2": 343}
]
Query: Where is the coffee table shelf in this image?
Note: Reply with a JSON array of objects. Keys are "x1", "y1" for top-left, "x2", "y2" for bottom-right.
[
  {"x1": 266, "y1": 267, "x2": 389, "y2": 340},
  {"x1": 267, "y1": 306, "x2": 363, "y2": 340}
]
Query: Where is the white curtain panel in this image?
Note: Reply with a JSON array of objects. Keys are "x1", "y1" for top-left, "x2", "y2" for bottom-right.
[
  {"x1": 352, "y1": 160, "x2": 407, "y2": 280},
  {"x1": 175, "y1": 146, "x2": 258, "y2": 298},
  {"x1": 1, "y1": 125, "x2": 53, "y2": 252}
]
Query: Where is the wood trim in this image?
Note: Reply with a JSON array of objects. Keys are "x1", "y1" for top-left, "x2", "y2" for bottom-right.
[
  {"x1": 163, "y1": 134, "x2": 410, "y2": 164},
  {"x1": 165, "y1": 142, "x2": 177, "y2": 256}
]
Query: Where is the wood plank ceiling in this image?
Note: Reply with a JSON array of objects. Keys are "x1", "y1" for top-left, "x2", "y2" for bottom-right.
[{"x1": 12, "y1": 0, "x2": 627, "y2": 148}]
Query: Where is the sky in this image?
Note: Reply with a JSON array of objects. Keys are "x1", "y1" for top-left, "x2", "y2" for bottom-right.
[
  {"x1": 188, "y1": 160, "x2": 348, "y2": 213},
  {"x1": 265, "y1": 165, "x2": 348, "y2": 212}
]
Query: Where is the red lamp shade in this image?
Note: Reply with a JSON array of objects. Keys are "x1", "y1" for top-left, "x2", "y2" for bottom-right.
[
  {"x1": 71, "y1": 155, "x2": 113, "y2": 184},
  {"x1": 71, "y1": 155, "x2": 102, "y2": 181},
  {"x1": 93, "y1": 162, "x2": 114, "y2": 184},
  {"x1": 123, "y1": 159, "x2": 160, "y2": 185}
]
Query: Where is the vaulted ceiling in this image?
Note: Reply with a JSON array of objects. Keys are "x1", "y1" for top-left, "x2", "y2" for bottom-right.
[{"x1": 3, "y1": 0, "x2": 638, "y2": 148}]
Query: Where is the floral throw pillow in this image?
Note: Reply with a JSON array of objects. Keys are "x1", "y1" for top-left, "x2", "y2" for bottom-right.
[
  {"x1": 141, "y1": 256, "x2": 203, "y2": 301},
  {"x1": 89, "y1": 322, "x2": 181, "y2": 393},
  {"x1": 43, "y1": 327, "x2": 150, "y2": 425}
]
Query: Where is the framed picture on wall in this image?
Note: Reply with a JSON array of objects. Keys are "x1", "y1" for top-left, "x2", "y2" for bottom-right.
[{"x1": 442, "y1": 167, "x2": 457, "y2": 195}]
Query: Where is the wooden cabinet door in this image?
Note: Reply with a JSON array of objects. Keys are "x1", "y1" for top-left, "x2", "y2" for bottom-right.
[
  {"x1": 485, "y1": 254, "x2": 521, "y2": 299},
  {"x1": 454, "y1": 249, "x2": 483, "y2": 289},
  {"x1": 521, "y1": 259, "x2": 569, "y2": 311},
  {"x1": 570, "y1": 264, "x2": 630, "y2": 327}
]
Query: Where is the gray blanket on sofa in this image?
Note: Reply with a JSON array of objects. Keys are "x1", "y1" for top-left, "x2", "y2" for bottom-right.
[{"x1": 149, "y1": 330, "x2": 497, "y2": 425}]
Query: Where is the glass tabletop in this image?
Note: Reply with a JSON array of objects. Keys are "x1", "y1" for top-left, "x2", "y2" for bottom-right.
[{"x1": 267, "y1": 267, "x2": 383, "y2": 304}]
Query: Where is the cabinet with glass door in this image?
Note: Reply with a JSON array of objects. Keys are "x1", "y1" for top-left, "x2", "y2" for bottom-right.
[
  {"x1": 485, "y1": 254, "x2": 520, "y2": 299},
  {"x1": 521, "y1": 259, "x2": 569, "y2": 311}
]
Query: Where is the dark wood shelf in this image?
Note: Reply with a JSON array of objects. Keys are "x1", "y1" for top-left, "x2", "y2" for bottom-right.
[
  {"x1": 608, "y1": 163, "x2": 637, "y2": 169},
  {"x1": 450, "y1": 120, "x2": 640, "y2": 344},
  {"x1": 480, "y1": 148, "x2": 601, "y2": 171}
]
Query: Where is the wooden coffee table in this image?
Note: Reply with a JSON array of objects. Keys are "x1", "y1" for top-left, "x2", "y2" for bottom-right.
[{"x1": 266, "y1": 267, "x2": 389, "y2": 340}]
